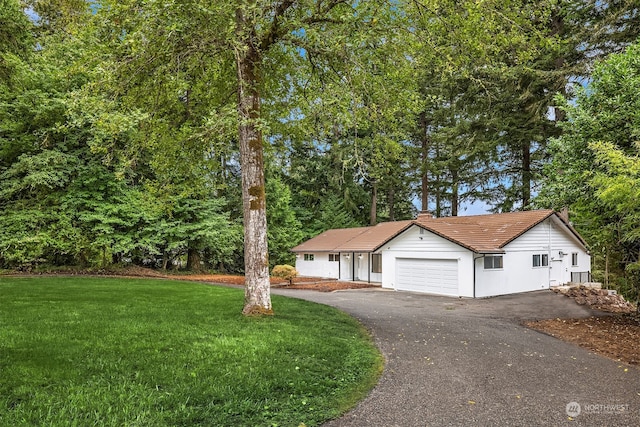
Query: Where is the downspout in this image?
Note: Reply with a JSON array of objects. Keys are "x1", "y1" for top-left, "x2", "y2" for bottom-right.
[
  {"x1": 368, "y1": 253, "x2": 371, "y2": 283},
  {"x1": 473, "y1": 253, "x2": 485, "y2": 299},
  {"x1": 338, "y1": 252, "x2": 341, "y2": 280}
]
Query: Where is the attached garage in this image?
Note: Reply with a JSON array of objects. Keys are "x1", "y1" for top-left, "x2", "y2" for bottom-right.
[
  {"x1": 395, "y1": 258, "x2": 459, "y2": 296},
  {"x1": 295, "y1": 210, "x2": 591, "y2": 298}
]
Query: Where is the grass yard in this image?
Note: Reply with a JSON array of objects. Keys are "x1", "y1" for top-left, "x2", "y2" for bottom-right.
[{"x1": 0, "y1": 277, "x2": 382, "y2": 426}]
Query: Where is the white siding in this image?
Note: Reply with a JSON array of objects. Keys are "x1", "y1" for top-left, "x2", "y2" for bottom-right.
[
  {"x1": 475, "y1": 218, "x2": 591, "y2": 297},
  {"x1": 339, "y1": 255, "x2": 352, "y2": 280},
  {"x1": 295, "y1": 252, "x2": 339, "y2": 279},
  {"x1": 295, "y1": 252, "x2": 382, "y2": 283},
  {"x1": 474, "y1": 252, "x2": 549, "y2": 298},
  {"x1": 547, "y1": 219, "x2": 591, "y2": 285},
  {"x1": 381, "y1": 225, "x2": 474, "y2": 297},
  {"x1": 355, "y1": 253, "x2": 368, "y2": 282},
  {"x1": 296, "y1": 216, "x2": 591, "y2": 296}
]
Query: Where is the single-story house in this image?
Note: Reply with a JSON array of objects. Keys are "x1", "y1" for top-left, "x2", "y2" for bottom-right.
[{"x1": 292, "y1": 209, "x2": 591, "y2": 298}]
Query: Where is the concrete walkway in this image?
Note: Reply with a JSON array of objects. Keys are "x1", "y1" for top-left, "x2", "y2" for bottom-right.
[{"x1": 273, "y1": 288, "x2": 640, "y2": 427}]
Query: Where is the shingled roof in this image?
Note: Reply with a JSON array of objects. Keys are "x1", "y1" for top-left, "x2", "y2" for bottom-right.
[
  {"x1": 292, "y1": 221, "x2": 413, "y2": 253},
  {"x1": 414, "y1": 209, "x2": 572, "y2": 253},
  {"x1": 292, "y1": 210, "x2": 587, "y2": 254}
]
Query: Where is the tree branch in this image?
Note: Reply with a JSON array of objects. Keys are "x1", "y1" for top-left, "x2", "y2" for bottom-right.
[
  {"x1": 260, "y1": 0, "x2": 297, "y2": 51},
  {"x1": 304, "y1": 0, "x2": 350, "y2": 25}
]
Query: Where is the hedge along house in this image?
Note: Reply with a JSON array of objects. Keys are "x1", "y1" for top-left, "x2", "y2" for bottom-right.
[{"x1": 292, "y1": 209, "x2": 591, "y2": 298}]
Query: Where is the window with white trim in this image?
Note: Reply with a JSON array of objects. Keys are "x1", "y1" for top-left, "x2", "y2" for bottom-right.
[
  {"x1": 484, "y1": 255, "x2": 503, "y2": 269},
  {"x1": 571, "y1": 252, "x2": 578, "y2": 267},
  {"x1": 329, "y1": 253, "x2": 339, "y2": 262},
  {"x1": 303, "y1": 254, "x2": 314, "y2": 261},
  {"x1": 533, "y1": 254, "x2": 549, "y2": 267},
  {"x1": 371, "y1": 254, "x2": 382, "y2": 273}
]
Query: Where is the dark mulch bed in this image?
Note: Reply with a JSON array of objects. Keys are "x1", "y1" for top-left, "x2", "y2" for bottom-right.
[{"x1": 527, "y1": 315, "x2": 640, "y2": 366}]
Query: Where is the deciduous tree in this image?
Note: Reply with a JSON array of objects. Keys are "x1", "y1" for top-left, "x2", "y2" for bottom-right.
[{"x1": 537, "y1": 41, "x2": 640, "y2": 301}]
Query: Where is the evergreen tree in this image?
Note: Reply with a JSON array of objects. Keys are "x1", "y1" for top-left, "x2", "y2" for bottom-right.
[
  {"x1": 537, "y1": 41, "x2": 640, "y2": 301},
  {"x1": 266, "y1": 173, "x2": 303, "y2": 268}
]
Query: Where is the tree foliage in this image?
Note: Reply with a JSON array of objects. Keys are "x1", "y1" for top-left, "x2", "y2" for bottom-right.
[
  {"x1": 0, "y1": 2, "x2": 243, "y2": 272},
  {"x1": 0, "y1": 0, "x2": 33, "y2": 82},
  {"x1": 537, "y1": 41, "x2": 640, "y2": 301},
  {"x1": 2, "y1": 0, "x2": 640, "y2": 303}
]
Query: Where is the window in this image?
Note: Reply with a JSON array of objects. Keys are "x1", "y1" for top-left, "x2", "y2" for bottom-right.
[
  {"x1": 371, "y1": 254, "x2": 382, "y2": 273},
  {"x1": 484, "y1": 255, "x2": 503, "y2": 269},
  {"x1": 533, "y1": 254, "x2": 549, "y2": 267},
  {"x1": 329, "y1": 253, "x2": 339, "y2": 262},
  {"x1": 572, "y1": 252, "x2": 578, "y2": 267},
  {"x1": 303, "y1": 254, "x2": 314, "y2": 261}
]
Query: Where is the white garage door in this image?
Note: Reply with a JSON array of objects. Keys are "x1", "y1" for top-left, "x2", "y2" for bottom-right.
[{"x1": 395, "y1": 258, "x2": 459, "y2": 296}]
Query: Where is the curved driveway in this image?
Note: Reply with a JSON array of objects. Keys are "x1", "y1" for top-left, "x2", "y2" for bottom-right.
[{"x1": 273, "y1": 288, "x2": 640, "y2": 426}]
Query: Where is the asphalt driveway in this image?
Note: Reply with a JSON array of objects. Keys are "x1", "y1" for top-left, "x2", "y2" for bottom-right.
[{"x1": 272, "y1": 288, "x2": 640, "y2": 426}]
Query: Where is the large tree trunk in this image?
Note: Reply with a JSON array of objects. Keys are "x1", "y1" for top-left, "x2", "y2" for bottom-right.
[
  {"x1": 522, "y1": 140, "x2": 531, "y2": 210},
  {"x1": 387, "y1": 186, "x2": 395, "y2": 221},
  {"x1": 370, "y1": 179, "x2": 377, "y2": 225},
  {"x1": 451, "y1": 168, "x2": 458, "y2": 216},
  {"x1": 235, "y1": 7, "x2": 272, "y2": 316},
  {"x1": 162, "y1": 251, "x2": 169, "y2": 271},
  {"x1": 186, "y1": 247, "x2": 202, "y2": 271},
  {"x1": 551, "y1": 10, "x2": 566, "y2": 123},
  {"x1": 419, "y1": 112, "x2": 429, "y2": 212},
  {"x1": 435, "y1": 144, "x2": 442, "y2": 217}
]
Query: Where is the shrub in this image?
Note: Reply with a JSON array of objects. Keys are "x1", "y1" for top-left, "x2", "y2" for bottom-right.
[{"x1": 271, "y1": 264, "x2": 298, "y2": 285}]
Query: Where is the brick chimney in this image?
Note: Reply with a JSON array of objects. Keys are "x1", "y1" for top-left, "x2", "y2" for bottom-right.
[{"x1": 416, "y1": 210, "x2": 434, "y2": 220}]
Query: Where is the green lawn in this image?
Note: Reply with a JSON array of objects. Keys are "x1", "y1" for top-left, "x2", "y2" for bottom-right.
[{"x1": 0, "y1": 277, "x2": 382, "y2": 426}]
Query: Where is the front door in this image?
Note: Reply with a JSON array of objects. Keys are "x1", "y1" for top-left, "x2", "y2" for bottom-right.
[{"x1": 549, "y1": 251, "x2": 566, "y2": 286}]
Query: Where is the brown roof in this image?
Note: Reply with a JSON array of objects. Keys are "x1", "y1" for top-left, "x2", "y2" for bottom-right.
[
  {"x1": 291, "y1": 221, "x2": 413, "y2": 253},
  {"x1": 293, "y1": 210, "x2": 588, "y2": 254},
  {"x1": 291, "y1": 227, "x2": 370, "y2": 253},
  {"x1": 336, "y1": 220, "x2": 413, "y2": 252},
  {"x1": 414, "y1": 209, "x2": 560, "y2": 252}
]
